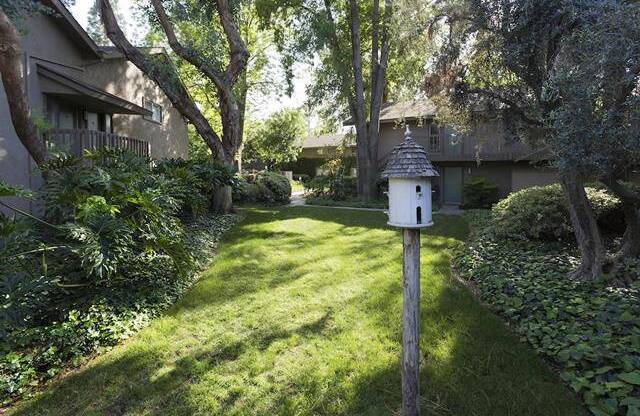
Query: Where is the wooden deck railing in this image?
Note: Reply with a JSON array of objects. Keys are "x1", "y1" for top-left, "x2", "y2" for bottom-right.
[{"x1": 44, "y1": 129, "x2": 151, "y2": 158}]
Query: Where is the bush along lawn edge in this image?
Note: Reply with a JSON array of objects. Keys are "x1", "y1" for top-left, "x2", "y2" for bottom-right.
[
  {"x1": 0, "y1": 213, "x2": 240, "y2": 408},
  {"x1": 453, "y1": 212, "x2": 640, "y2": 416}
]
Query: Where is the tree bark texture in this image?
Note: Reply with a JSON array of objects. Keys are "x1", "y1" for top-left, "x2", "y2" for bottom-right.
[
  {"x1": 0, "y1": 8, "x2": 47, "y2": 167},
  {"x1": 603, "y1": 179, "x2": 640, "y2": 260},
  {"x1": 402, "y1": 228, "x2": 421, "y2": 416},
  {"x1": 619, "y1": 203, "x2": 640, "y2": 258},
  {"x1": 560, "y1": 172, "x2": 605, "y2": 280}
]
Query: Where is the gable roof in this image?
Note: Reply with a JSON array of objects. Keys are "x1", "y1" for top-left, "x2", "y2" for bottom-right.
[
  {"x1": 39, "y1": 0, "x2": 102, "y2": 59},
  {"x1": 302, "y1": 133, "x2": 354, "y2": 149},
  {"x1": 344, "y1": 98, "x2": 437, "y2": 125}
]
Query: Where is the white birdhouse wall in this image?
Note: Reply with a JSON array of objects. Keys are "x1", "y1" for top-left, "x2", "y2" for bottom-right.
[{"x1": 387, "y1": 178, "x2": 433, "y2": 228}]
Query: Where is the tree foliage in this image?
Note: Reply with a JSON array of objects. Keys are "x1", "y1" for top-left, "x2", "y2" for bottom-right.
[
  {"x1": 426, "y1": 0, "x2": 640, "y2": 280},
  {"x1": 243, "y1": 108, "x2": 305, "y2": 170}
]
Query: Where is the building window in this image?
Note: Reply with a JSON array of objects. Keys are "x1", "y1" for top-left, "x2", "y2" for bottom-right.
[
  {"x1": 143, "y1": 98, "x2": 163, "y2": 124},
  {"x1": 429, "y1": 123, "x2": 441, "y2": 152}
]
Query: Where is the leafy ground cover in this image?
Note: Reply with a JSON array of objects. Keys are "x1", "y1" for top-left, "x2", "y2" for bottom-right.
[
  {"x1": 454, "y1": 210, "x2": 640, "y2": 416},
  {"x1": 8, "y1": 207, "x2": 584, "y2": 415},
  {"x1": 1, "y1": 214, "x2": 239, "y2": 407}
]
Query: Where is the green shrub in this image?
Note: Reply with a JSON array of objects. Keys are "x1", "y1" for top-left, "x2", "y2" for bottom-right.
[
  {"x1": 490, "y1": 184, "x2": 623, "y2": 241},
  {"x1": 462, "y1": 177, "x2": 499, "y2": 209},
  {"x1": 153, "y1": 158, "x2": 234, "y2": 217},
  {"x1": 257, "y1": 172, "x2": 291, "y2": 203},
  {"x1": 0, "y1": 152, "x2": 239, "y2": 404},
  {"x1": 306, "y1": 175, "x2": 357, "y2": 200},
  {"x1": 232, "y1": 172, "x2": 291, "y2": 205}
]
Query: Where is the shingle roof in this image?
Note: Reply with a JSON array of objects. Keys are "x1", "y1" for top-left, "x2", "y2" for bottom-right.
[
  {"x1": 301, "y1": 133, "x2": 354, "y2": 149},
  {"x1": 343, "y1": 98, "x2": 437, "y2": 125},
  {"x1": 381, "y1": 128, "x2": 439, "y2": 178}
]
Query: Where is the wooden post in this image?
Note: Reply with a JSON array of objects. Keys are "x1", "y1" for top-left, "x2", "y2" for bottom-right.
[{"x1": 402, "y1": 228, "x2": 421, "y2": 416}]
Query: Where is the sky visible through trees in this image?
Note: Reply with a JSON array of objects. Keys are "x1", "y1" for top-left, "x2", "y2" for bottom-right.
[{"x1": 69, "y1": 2, "x2": 311, "y2": 121}]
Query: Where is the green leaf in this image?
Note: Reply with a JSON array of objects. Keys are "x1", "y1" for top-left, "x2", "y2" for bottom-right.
[{"x1": 618, "y1": 372, "x2": 640, "y2": 385}]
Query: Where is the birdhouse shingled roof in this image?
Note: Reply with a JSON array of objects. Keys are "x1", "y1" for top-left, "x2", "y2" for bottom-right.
[{"x1": 381, "y1": 128, "x2": 439, "y2": 178}]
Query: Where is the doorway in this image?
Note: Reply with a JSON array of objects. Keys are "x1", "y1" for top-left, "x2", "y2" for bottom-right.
[{"x1": 443, "y1": 167, "x2": 463, "y2": 205}]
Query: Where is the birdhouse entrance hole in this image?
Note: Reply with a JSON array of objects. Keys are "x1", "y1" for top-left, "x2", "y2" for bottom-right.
[
  {"x1": 416, "y1": 185, "x2": 421, "y2": 193},
  {"x1": 416, "y1": 206, "x2": 422, "y2": 224}
]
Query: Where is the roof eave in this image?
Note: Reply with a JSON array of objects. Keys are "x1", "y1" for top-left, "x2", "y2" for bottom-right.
[{"x1": 37, "y1": 64, "x2": 152, "y2": 116}]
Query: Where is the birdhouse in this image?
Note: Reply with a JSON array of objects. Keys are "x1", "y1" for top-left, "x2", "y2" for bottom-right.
[{"x1": 382, "y1": 127, "x2": 439, "y2": 228}]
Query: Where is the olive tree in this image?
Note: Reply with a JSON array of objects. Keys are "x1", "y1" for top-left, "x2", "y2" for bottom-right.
[
  {"x1": 424, "y1": 0, "x2": 639, "y2": 280},
  {"x1": 547, "y1": 1, "x2": 640, "y2": 268}
]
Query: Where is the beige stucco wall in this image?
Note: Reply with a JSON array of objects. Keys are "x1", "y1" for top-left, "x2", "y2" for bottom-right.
[{"x1": 82, "y1": 59, "x2": 188, "y2": 160}]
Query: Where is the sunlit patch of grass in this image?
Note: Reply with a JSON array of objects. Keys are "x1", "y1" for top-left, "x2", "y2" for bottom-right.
[{"x1": 9, "y1": 207, "x2": 585, "y2": 416}]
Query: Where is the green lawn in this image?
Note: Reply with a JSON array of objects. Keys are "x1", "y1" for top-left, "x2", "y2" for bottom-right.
[{"x1": 9, "y1": 207, "x2": 584, "y2": 415}]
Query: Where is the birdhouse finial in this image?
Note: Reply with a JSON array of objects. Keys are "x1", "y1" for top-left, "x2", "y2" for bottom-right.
[{"x1": 405, "y1": 125, "x2": 411, "y2": 137}]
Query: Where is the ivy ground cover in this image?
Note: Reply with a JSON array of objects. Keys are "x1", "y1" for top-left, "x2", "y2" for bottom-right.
[
  {"x1": 455, "y1": 212, "x2": 640, "y2": 416},
  {"x1": 9, "y1": 207, "x2": 583, "y2": 415}
]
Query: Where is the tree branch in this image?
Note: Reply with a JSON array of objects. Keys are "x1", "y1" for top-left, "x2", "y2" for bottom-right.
[
  {"x1": 216, "y1": 0, "x2": 249, "y2": 82},
  {"x1": 150, "y1": 0, "x2": 226, "y2": 91},
  {"x1": 100, "y1": 0, "x2": 224, "y2": 158},
  {"x1": 0, "y1": 8, "x2": 47, "y2": 166},
  {"x1": 462, "y1": 86, "x2": 544, "y2": 127}
]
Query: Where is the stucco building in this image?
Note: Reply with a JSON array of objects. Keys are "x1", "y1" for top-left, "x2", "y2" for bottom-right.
[
  {"x1": 0, "y1": 0, "x2": 188, "y2": 208},
  {"x1": 295, "y1": 99, "x2": 557, "y2": 206}
]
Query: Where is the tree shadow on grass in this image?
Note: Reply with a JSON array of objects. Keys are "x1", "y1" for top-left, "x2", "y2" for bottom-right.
[
  {"x1": 9, "y1": 207, "x2": 584, "y2": 416},
  {"x1": 11, "y1": 310, "x2": 337, "y2": 416}
]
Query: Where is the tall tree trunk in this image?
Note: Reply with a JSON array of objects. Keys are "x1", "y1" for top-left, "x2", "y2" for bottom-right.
[
  {"x1": 105, "y1": 0, "x2": 249, "y2": 214},
  {"x1": 603, "y1": 179, "x2": 640, "y2": 260},
  {"x1": 0, "y1": 9, "x2": 47, "y2": 167},
  {"x1": 213, "y1": 93, "x2": 243, "y2": 213},
  {"x1": 561, "y1": 171, "x2": 605, "y2": 280},
  {"x1": 347, "y1": 0, "x2": 392, "y2": 201},
  {"x1": 619, "y1": 203, "x2": 640, "y2": 258},
  {"x1": 148, "y1": 0, "x2": 248, "y2": 213}
]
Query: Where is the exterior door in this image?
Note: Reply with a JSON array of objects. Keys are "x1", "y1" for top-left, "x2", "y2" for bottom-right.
[
  {"x1": 86, "y1": 112, "x2": 99, "y2": 131},
  {"x1": 443, "y1": 167, "x2": 463, "y2": 205}
]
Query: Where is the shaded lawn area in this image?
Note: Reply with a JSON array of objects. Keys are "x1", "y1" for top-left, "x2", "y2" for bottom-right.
[{"x1": 9, "y1": 207, "x2": 584, "y2": 416}]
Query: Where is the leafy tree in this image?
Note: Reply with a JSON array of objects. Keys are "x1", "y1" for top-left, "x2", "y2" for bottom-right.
[
  {"x1": 99, "y1": 0, "x2": 249, "y2": 212},
  {"x1": 173, "y1": 2, "x2": 282, "y2": 169},
  {"x1": 244, "y1": 108, "x2": 305, "y2": 170},
  {"x1": 424, "y1": 0, "x2": 640, "y2": 280},
  {"x1": 258, "y1": 0, "x2": 394, "y2": 201},
  {"x1": 547, "y1": 1, "x2": 640, "y2": 266}
]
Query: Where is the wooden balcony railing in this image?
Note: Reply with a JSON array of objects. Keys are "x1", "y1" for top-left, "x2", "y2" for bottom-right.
[{"x1": 44, "y1": 129, "x2": 150, "y2": 158}]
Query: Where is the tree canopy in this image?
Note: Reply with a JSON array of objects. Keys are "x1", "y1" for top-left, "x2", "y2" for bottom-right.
[
  {"x1": 243, "y1": 108, "x2": 305, "y2": 170},
  {"x1": 425, "y1": 0, "x2": 640, "y2": 279}
]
